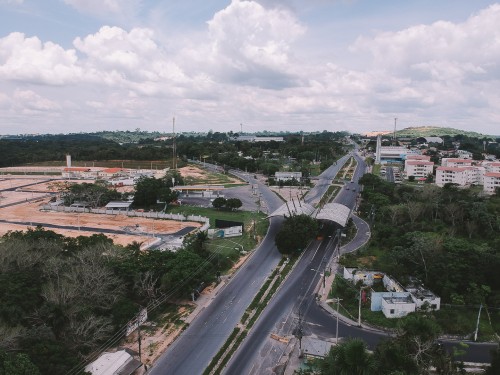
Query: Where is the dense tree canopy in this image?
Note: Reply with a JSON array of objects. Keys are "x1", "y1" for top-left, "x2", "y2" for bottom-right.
[
  {"x1": 275, "y1": 214, "x2": 319, "y2": 256},
  {"x1": 0, "y1": 227, "x2": 217, "y2": 374},
  {"x1": 132, "y1": 176, "x2": 178, "y2": 208}
]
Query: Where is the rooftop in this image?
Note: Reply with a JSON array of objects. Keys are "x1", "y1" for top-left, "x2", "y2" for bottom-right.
[
  {"x1": 102, "y1": 168, "x2": 128, "y2": 174},
  {"x1": 383, "y1": 294, "x2": 414, "y2": 304},
  {"x1": 406, "y1": 161, "x2": 434, "y2": 165},
  {"x1": 64, "y1": 167, "x2": 91, "y2": 172},
  {"x1": 443, "y1": 158, "x2": 473, "y2": 163}
]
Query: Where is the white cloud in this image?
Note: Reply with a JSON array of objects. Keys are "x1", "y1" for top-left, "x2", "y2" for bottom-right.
[
  {"x1": 203, "y1": 0, "x2": 306, "y2": 88},
  {"x1": 2, "y1": 1, "x2": 500, "y2": 135},
  {"x1": 343, "y1": 3, "x2": 500, "y2": 130},
  {"x1": 13, "y1": 89, "x2": 61, "y2": 112},
  {"x1": 0, "y1": 32, "x2": 81, "y2": 85},
  {"x1": 351, "y1": 4, "x2": 500, "y2": 77}
]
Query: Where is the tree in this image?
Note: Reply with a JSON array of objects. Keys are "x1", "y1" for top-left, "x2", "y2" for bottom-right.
[
  {"x1": 485, "y1": 343, "x2": 500, "y2": 375},
  {"x1": 396, "y1": 314, "x2": 441, "y2": 372},
  {"x1": 225, "y1": 198, "x2": 242, "y2": 211},
  {"x1": 374, "y1": 339, "x2": 418, "y2": 375},
  {"x1": 133, "y1": 176, "x2": 177, "y2": 208},
  {"x1": 0, "y1": 350, "x2": 40, "y2": 375},
  {"x1": 320, "y1": 338, "x2": 376, "y2": 375},
  {"x1": 275, "y1": 214, "x2": 318, "y2": 256},
  {"x1": 212, "y1": 197, "x2": 226, "y2": 210}
]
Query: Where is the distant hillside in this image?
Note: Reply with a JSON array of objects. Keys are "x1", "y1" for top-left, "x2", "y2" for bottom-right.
[{"x1": 396, "y1": 126, "x2": 492, "y2": 139}]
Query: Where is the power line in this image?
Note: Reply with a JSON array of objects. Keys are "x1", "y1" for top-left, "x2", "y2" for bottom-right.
[{"x1": 67, "y1": 250, "x2": 220, "y2": 375}]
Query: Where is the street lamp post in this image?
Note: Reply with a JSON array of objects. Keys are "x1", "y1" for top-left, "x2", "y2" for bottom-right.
[{"x1": 333, "y1": 298, "x2": 343, "y2": 343}]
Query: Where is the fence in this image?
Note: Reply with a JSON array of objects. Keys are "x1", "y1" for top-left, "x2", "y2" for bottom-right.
[{"x1": 40, "y1": 205, "x2": 210, "y2": 230}]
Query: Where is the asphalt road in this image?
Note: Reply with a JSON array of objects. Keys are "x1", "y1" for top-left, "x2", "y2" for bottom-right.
[
  {"x1": 150, "y1": 170, "x2": 284, "y2": 375},
  {"x1": 224, "y1": 225, "x2": 342, "y2": 374},
  {"x1": 304, "y1": 154, "x2": 351, "y2": 205}
]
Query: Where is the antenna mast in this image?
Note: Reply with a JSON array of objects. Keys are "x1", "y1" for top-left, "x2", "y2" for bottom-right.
[{"x1": 172, "y1": 117, "x2": 176, "y2": 170}]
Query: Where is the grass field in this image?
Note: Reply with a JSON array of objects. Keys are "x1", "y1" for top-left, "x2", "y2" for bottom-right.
[{"x1": 166, "y1": 205, "x2": 270, "y2": 261}]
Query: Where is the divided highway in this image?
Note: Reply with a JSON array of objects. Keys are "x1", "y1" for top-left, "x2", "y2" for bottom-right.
[
  {"x1": 150, "y1": 154, "x2": 354, "y2": 374},
  {"x1": 150, "y1": 173, "x2": 284, "y2": 375}
]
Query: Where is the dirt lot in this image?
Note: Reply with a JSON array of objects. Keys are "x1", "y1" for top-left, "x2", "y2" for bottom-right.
[
  {"x1": 0, "y1": 178, "x2": 201, "y2": 246},
  {"x1": 178, "y1": 165, "x2": 241, "y2": 184}
]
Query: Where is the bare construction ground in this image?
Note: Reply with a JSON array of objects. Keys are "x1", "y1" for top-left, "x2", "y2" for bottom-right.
[
  {"x1": 0, "y1": 178, "x2": 200, "y2": 246},
  {"x1": 178, "y1": 165, "x2": 242, "y2": 184}
]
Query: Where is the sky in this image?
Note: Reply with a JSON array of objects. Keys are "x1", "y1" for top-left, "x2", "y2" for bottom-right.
[{"x1": 1, "y1": 0, "x2": 499, "y2": 136}]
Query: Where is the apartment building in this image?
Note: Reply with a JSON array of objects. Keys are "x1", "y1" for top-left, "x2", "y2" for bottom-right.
[
  {"x1": 484, "y1": 162, "x2": 500, "y2": 173},
  {"x1": 405, "y1": 161, "x2": 434, "y2": 179},
  {"x1": 436, "y1": 166, "x2": 469, "y2": 186},
  {"x1": 436, "y1": 165, "x2": 487, "y2": 187},
  {"x1": 484, "y1": 172, "x2": 500, "y2": 194},
  {"x1": 441, "y1": 158, "x2": 474, "y2": 168}
]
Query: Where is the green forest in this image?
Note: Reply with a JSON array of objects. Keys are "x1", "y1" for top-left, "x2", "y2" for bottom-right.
[
  {"x1": 0, "y1": 131, "x2": 349, "y2": 176},
  {"x1": 346, "y1": 173, "x2": 500, "y2": 336},
  {"x1": 0, "y1": 227, "x2": 219, "y2": 374}
]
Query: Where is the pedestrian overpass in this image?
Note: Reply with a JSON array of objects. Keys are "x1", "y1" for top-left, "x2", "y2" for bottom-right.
[{"x1": 268, "y1": 200, "x2": 351, "y2": 227}]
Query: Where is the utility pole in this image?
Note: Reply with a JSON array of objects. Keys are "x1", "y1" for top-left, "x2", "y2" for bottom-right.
[
  {"x1": 474, "y1": 304, "x2": 483, "y2": 341},
  {"x1": 138, "y1": 321, "x2": 142, "y2": 363},
  {"x1": 294, "y1": 311, "x2": 304, "y2": 354},
  {"x1": 335, "y1": 298, "x2": 342, "y2": 343},
  {"x1": 358, "y1": 287, "x2": 364, "y2": 327}
]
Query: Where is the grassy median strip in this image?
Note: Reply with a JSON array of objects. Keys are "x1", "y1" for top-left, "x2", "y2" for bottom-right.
[{"x1": 204, "y1": 256, "x2": 297, "y2": 375}]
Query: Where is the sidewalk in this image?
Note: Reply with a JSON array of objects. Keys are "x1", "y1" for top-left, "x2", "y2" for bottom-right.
[{"x1": 183, "y1": 276, "x2": 230, "y2": 324}]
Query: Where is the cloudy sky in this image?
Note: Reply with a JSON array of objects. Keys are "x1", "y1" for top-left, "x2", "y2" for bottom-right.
[{"x1": 1, "y1": 0, "x2": 499, "y2": 135}]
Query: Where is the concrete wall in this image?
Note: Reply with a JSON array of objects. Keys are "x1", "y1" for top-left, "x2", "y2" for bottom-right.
[
  {"x1": 371, "y1": 291, "x2": 410, "y2": 311},
  {"x1": 382, "y1": 297, "x2": 415, "y2": 318}
]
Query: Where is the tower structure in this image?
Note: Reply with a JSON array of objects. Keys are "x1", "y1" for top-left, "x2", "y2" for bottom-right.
[
  {"x1": 172, "y1": 117, "x2": 177, "y2": 170},
  {"x1": 375, "y1": 135, "x2": 382, "y2": 164}
]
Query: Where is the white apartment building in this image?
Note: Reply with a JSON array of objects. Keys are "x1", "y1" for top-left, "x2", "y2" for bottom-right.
[
  {"x1": 436, "y1": 167, "x2": 469, "y2": 186},
  {"x1": 405, "y1": 161, "x2": 434, "y2": 179},
  {"x1": 441, "y1": 158, "x2": 474, "y2": 168},
  {"x1": 484, "y1": 162, "x2": 500, "y2": 173},
  {"x1": 436, "y1": 166, "x2": 486, "y2": 187},
  {"x1": 484, "y1": 172, "x2": 500, "y2": 194}
]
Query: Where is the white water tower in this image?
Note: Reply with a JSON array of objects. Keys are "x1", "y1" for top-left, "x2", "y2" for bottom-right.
[{"x1": 66, "y1": 154, "x2": 72, "y2": 168}]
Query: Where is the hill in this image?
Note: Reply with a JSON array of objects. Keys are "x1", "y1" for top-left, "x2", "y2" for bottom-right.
[{"x1": 395, "y1": 126, "x2": 492, "y2": 139}]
